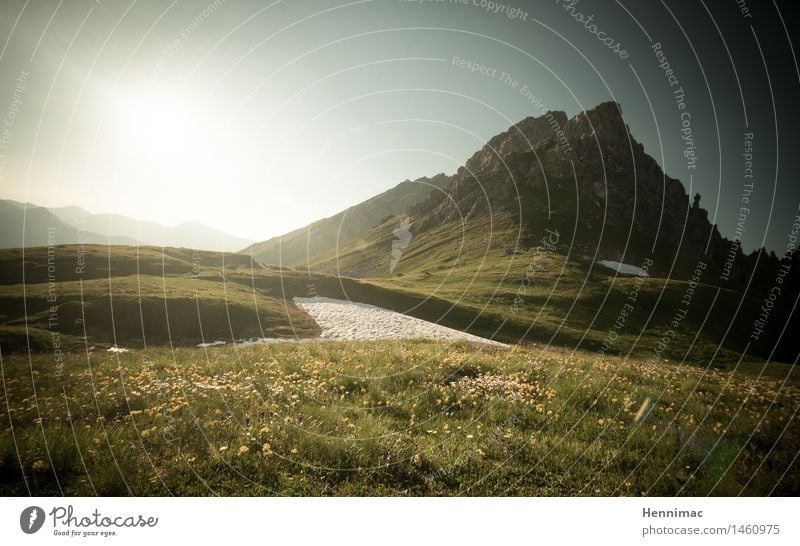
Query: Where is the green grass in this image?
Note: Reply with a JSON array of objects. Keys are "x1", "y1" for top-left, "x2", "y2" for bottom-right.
[
  {"x1": 1, "y1": 340, "x2": 797, "y2": 495},
  {"x1": 1, "y1": 240, "x2": 791, "y2": 363},
  {"x1": 294, "y1": 214, "x2": 791, "y2": 363},
  {"x1": 0, "y1": 244, "x2": 254, "y2": 286},
  {"x1": 0, "y1": 245, "x2": 320, "y2": 350},
  {"x1": 0, "y1": 325, "x2": 84, "y2": 353}
]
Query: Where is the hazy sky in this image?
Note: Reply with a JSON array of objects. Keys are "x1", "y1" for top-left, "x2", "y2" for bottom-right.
[{"x1": 0, "y1": 0, "x2": 798, "y2": 252}]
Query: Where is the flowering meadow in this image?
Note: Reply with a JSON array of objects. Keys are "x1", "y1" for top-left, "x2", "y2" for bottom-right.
[{"x1": 1, "y1": 340, "x2": 797, "y2": 495}]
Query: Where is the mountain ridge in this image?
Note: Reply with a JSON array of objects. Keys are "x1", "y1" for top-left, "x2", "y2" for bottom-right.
[
  {"x1": 249, "y1": 101, "x2": 783, "y2": 288},
  {"x1": 0, "y1": 200, "x2": 253, "y2": 252}
]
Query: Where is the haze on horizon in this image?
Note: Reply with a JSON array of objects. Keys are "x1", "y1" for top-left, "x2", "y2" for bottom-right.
[{"x1": 0, "y1": 0, "x2": 798, "y2": 252}]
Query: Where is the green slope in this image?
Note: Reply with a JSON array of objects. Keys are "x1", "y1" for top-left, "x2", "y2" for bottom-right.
[
  {"x1": 0, "y1": 245, "x2": 320, "y2": 351},
  {"x1": 280, "y1": 212, "x2": 791, "y2": 363},
  {"x1": 244, "y1": 174, "x2": 451, "y2": 265}
]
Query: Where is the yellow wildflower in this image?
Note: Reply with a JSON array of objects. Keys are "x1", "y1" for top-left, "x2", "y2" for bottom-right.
[{"x1": 32, "y1": 459, "x2": 49, "y2": 472}]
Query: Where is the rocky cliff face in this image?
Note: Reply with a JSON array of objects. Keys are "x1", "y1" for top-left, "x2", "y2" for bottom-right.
[{"x1": 414, "y1": 101, "x2": 730, "y2": 271}]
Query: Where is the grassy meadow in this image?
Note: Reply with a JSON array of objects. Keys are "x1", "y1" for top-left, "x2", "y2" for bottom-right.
[
  {"x1": 297, "y1": 214, "x2": 792, "y2": 362},
  {"x1": 0, "y1": 243, "x2": 797, "y2": 496},
  {"x1": 0, "y1": 242, "x2": 789, "y2": 365},
  {"x1": 0, "y1": 245, "x2": 320, "y2": 352},
  {"x1": 1, "y1": 340, "x2": 797, "y2": 496}
]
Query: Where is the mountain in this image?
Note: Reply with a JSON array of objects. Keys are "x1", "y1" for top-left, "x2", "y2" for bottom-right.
[
  {"x1": 401, "y1": 102, "x2": 710, "y2": 272},
  {"x1": 245, "y1": 101, "x2": 799, "y2": 362},
  {"x1": 0, "y1": 200, "x2": 253, "y2": 252},
  {"x1": 0, "y1": 200, "x2": 139, "y2": 248},
  {"x1": 244, "y1": 174, "x2": 451, "y2": 266},
  {"x1": 252, "y1": 101, "x2": 792, "y2": 289}
]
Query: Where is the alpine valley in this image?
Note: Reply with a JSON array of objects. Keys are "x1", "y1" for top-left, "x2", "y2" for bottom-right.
[{"x1": 1, "y1": 102, "x2": 798, "y2": 496}]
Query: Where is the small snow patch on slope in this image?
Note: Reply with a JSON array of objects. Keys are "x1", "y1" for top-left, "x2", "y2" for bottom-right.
[
  {"x1": 293, "y1": 296, "x2": 505, "y2": 346},
  {"x1": 598, "y1": 260, "x2": 650, "y2": 277}
]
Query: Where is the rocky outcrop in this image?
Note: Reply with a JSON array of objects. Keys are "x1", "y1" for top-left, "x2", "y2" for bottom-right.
[{"x1": 414, "y1": 101, "x2": 729, "y2": 270}]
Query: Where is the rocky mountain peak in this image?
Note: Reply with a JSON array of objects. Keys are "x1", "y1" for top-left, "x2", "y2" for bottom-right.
[
  {"x1": 462, "y1": 110, "x2": 568, "y2": 176},
  {"x1": 566, "y1": 101, "x2": 631, "y2": 147},
  {"x1": 459, "y1": 101, "x2": 632, "y2": 180}
]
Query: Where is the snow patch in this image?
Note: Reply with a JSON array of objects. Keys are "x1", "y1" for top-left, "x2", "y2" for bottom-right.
[
  {"x1": 197, "y1": 341, "x2": 227, "y2": 348},
  {"x1": 293, "y1": 296, "x2": 505, "y2": 346},
  {"x1": 598, "y1": 260, "x2": 650, "y2": 277}
]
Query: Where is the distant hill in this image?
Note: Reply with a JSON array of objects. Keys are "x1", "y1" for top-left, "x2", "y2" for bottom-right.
[
  {"x1": 0, "y1": 200, "x2": 138, "y2": 248},
  {"x1": 0, "y1": 200, "x2": 253, "y2": 252},
  {"x1": 0, "y1": 244, "x2": 319, "y2": 351}
]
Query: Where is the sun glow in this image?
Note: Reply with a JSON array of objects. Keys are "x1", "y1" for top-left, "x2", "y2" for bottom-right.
[
  {"x1": 96, "y1": 85, "x2": 259, "y2": 229},
  {"x1": 97, "y1": 84, "x2": 320, "y2": 239},
  {"x1": 112, "y1": 87, "x2": 210, "y2": 163}
]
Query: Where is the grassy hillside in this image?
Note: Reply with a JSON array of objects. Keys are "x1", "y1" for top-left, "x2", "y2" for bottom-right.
[
  {"x1": 245, "y1": 175, "x2": 451, "y2": 266},
  {"x1": 0, "y1": 245, "x2": 320, "y2": 351},
  {"x1": 0, "y1": 244, "x2": 254, "y2": 285},
  {"x1": 1, "y1": 243, "x2": 523, "y2": 352},
  {"x1": 2, "y1": 238, "x2": 789, "y2": 364},
  {"x1": 1, "y1": 242, "x2": 795, "y2": 496},
  {"x1": 293, "y1": 214, "x2": 792, "y2": 363},
  {"x1": 1, "y1": 340, "x2": 796, "y2": 495}
]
